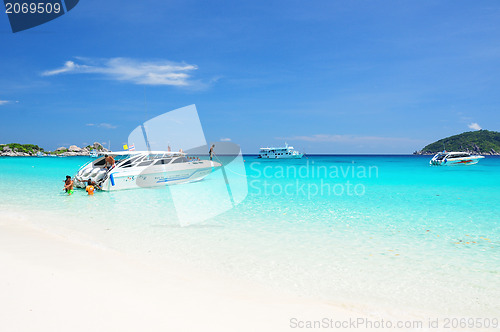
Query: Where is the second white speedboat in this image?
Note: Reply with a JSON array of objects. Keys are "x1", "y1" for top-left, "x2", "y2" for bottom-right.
[
  {"x1": 74, "y1": 151, "x2": 221, "y2": 191},
  {"x1": 430, "y1": 151, "x2": 484, "y2": 166}
]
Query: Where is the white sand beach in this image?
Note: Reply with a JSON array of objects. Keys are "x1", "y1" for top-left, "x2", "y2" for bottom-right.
[
  {"x1": 4, "y1": 208, "x2": 484, "y2": 332},
  {"x1": 0, "y1": 214, "x2": 370, "y2": 332}
]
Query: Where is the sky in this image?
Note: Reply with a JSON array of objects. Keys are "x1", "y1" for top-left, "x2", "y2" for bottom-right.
[{"x1": 1, "y1": 0, "x2": 499, "y2": 153}]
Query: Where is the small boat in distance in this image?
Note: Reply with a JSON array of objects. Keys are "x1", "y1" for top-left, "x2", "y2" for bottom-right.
[
  {"x1": 73, "y1": 151, "x2": 221, "y2": 191},
  {"x1": 89, "y1": 150, "x2": 98, "y2": 158},
  {"x1": 258, "y1": 143, "x2": 303, "y2": 159},
  {"x1": 430, "y1": 151, "x2": 484, "y2": 166}
]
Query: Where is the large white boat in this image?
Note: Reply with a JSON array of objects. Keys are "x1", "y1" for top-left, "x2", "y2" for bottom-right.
[
  {"x1": 430, "y1": 151, "x2": 484, "y2": 166},
  {"x1": 258, "y1": 143, "x2": 303, "y2": 159},
  {"x1": 74, "y1": 151, "x2": 221, "y2": 191}
]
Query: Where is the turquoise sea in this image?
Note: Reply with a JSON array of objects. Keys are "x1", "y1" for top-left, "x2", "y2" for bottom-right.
[{"x1": 1, "y1": 155, "x2": 499, "y2": 316}]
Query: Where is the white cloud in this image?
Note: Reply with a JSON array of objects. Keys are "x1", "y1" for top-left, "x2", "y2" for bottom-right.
[
  {"x1": 43, "y1": 60, "x2": 82, "y2": 76},
  {"x1": 468, "y1": 122, "x2": 482, "y2": 130},
  {"x1": 86, "y1": 123, "x2": 117, "y2": 129},
  {"x1": 220, "y1": 138, "x2": 231, "y2": 141},
  {"x1": 42, "y1": 57, "x2": 199, "y2": 86},
  {"x1": 0, "y1": 100, "x2": 9, "y2": 105}
]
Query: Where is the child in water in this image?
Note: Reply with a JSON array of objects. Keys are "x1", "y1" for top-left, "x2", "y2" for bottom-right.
[
  {"x1": 86, "y1": 181, "x2": 94, "y2": 195},
  {"x1": 85, "y1": 179, "x2": 100, "y2": 195}
]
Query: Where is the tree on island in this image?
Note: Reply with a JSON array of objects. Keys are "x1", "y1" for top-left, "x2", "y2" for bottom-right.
[{"x1": 415, "y1": 130, "x2": 500, "y2": 155}]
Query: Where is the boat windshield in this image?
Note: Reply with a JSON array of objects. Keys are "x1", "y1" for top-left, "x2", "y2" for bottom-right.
[
  {"x1": 434, "y1": 154, "x2": 447, "y2": 160},
  {"x1": 93, "y1": 154, "x2": 135, "y2": 167},
  {"x1": 115, "y1": 153, "x2": 188, "y2": 168},
  {"x1": 447, "y1": 153, "x2": 470, "y2": 159},
  {"x1": 114, "y1": 154, "x2": 132, "y2": 161},
  {"x1": 171, "y1": 156, "x2": 189, "y2": 163}
]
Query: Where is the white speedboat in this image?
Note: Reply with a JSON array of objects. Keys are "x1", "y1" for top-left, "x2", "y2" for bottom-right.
[
  {"x1": 258, "y1": 143, "x2": 303, "y2": 159},
  {"x1": 74, "y1": 151, "x2": 221, "y2": 191},
  {"x1": 430, "y1": 151, "x2": 484, "y2": 166}
]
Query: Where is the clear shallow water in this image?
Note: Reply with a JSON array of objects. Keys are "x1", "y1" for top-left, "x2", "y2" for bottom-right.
[{"x1": 1, "y1": 155, "x2": 499, "y2": 316}]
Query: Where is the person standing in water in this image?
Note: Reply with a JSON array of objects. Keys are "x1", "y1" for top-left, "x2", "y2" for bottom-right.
[
  {"x1": 63, "y1": 175, "x2": 74, "y2": 195},
  {"x1": 209, "y1": 144, "x2": 215, "y2": 161},
  {"x1": 85, "y1": 179, "x2": 100, "y2": 195}
]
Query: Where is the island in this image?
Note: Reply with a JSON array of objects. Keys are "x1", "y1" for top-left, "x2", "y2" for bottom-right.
[
  {"x1": 0, "y1": 142, "x2": 109, "y2": 157},
  {"x1": 414, "y1": 130, "x2": 500, "y2": 155}
]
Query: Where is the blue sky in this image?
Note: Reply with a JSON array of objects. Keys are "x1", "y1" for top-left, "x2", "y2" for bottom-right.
[{"x1": 1, "y1": 0, "x2": 499, "y2": 153}]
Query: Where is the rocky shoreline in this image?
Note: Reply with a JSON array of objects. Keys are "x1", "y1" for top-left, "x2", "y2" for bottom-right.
[
  {"x1": 413, "y1": 144, "x2": 500, "y2": 156},
  {"x1": 0, "y1": 142, "x2": 109, "y2": 157},
  {"x1": 3, "y1": 142, "x2": 499, "y2": 157},
  {"x1": 414, "y1": 152, "x2": 500, "y2": 156}
]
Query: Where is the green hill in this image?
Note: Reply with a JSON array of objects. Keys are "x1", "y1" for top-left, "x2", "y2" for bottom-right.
[
  {"x1": 416, "y1": 130, "x2": 500, "y2": 155},
  {"x1": 0, "y1": 143, "x2": 44, "y2": 153}
]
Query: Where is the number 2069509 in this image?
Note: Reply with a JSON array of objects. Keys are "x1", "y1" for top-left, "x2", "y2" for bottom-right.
[{"x1": 5, "y1": 2, "x2": 62, "y2": 14}]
